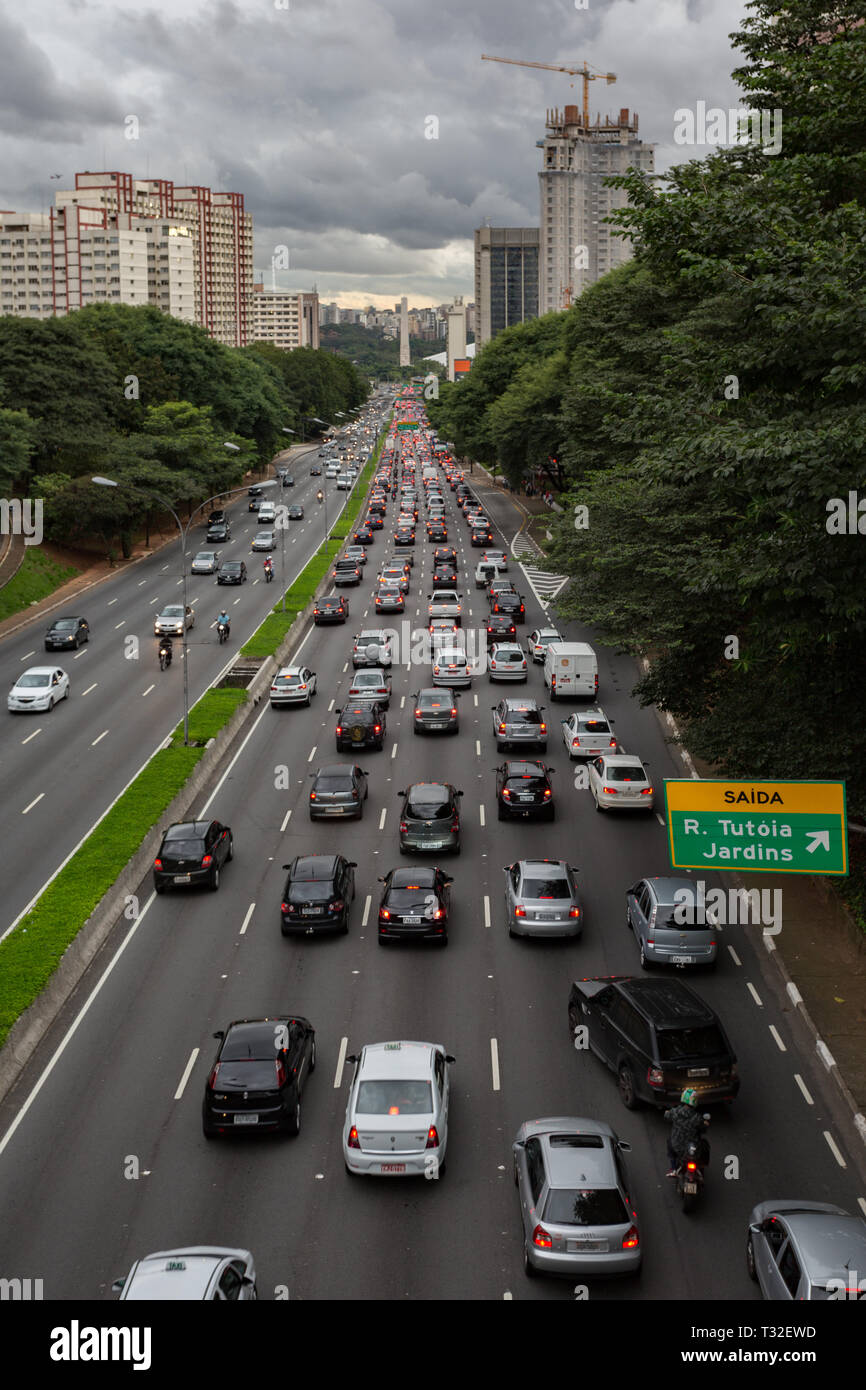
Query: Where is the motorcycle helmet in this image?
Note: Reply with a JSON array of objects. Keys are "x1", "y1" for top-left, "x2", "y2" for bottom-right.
[{"x1": 680, "y1": 1087, "x2": 698, "y2": 1106}]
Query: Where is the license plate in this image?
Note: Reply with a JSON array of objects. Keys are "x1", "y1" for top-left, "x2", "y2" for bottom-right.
[
  {"x1": 173, "y1": 874, "x2": 191, "y2": 884},
  {"x1": 566, "y1": 1238, "x2": 607, "y2": 1253},
  {"x1": 234, "y1": 1114, "x2": 259, "y2": 1125},
  {"x1": 682, "y1": 1182, "x2": 698, "y2": 1194},
  {"x1": 688, "y1": 1068, "x2": 710, "y2": 1078},
  {"x1": 671, "y1": 955, "x2": 695, "y2": 964},
  {"x1": 302, "y1": 906, "x2": 322, "y2": 915},
  {"x1": 427, "y1": 722, "x2": 446, "y2": 729},
  {"x1": 518, "y1": 793, "x2": 534, "y2": 802},
  {"x1": 323, "y1": 807, "x2": 345, "y2": 814},
  {"x1": 381, "y1": 1163, "x2": 405, "y2": 1174},
  {"x1": 404, "y1": 916, "x2": 422, "y2": 925}
]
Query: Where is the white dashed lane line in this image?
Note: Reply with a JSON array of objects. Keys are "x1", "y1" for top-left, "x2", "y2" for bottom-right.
[
  {"x1": 727, "y1": 945, "x2": 742, "y2": 967},
  {"x1": 91, "y1": 730, "x2": 109, "y2": 747},
  {"x1": 280, "y1": 808, "x2": 292, "y2": 833},
  {"x1": 793, "y1": 1074, "x2": 813, "y2": 1105},
  {"x1": 333, "y1": 1036, "x2": 348, "y2": 1089},
  {"x1": 107, "y1": 598, "x2": 118, "y2": 606},
  {"x1": 81, "y1": 684, "x2": 97, "y2": 697},
  {"x1": 479, "y1": 805, "x2": 485, "y2": 827},
  {"x1": 746, "y1": 982, "x2": 763, "y2": 1007},
  {"x1": 174, "y1": 1048, "x2": 199, "y2": 1101},
  {"x1": 19, "y1": 650, "x2": 35, "y2": 662},
  {"x1": 362, "y1": 895, "x2": 371, "y2": 928},
  {"x1": 379, "y1": 808, "x2": 387, "y2": 830},
  {"x1": 490, "y1": 1038, "x2": 501, "y2": 1091},
  {"x1": 114, "y1": 621, "x2": 125, "y2": 630},
  {"x1": 823, "y1": 1132, "x2": 846, "y2": 1168},
  {"x1": 21, "y1": 728, "x2": 42, "y2": 745},
  {"x1": 137, "y1": 579, "x2": 147, "y2": 587},
  {"x1": 142, "y1": 684, "x2": 155, "y2": 697},
  {"x1": 22, "y1": 793, "x2": 45, "y2": 815},
  {"x1": 768, "y1": 1025, "x2": 786, "y2": 1052},
  {"x1": 484, "y1": 896, "x2": 491, "y2": 929},
  {"x1": 239, "y1": 903, "x2": 255, "y2": 936}
]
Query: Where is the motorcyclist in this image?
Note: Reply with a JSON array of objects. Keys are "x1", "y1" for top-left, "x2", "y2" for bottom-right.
[
  {"x1": 263, "y1": 556, "x2": 274, "y2": 579},
  {"x1": 316, "y1": 489, "x2": 324, "y2": 504},
  {"x1": 216, "y1": 609, "x2": 230, "y2": 636},
  {"x1": 664, "y1": 1088, "x2": 709, "y2": 1176},
  {"x1": 158, "y1": 633, "x2": 173, "y2": 667}
]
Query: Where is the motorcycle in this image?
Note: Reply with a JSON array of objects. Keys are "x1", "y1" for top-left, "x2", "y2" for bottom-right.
[
  {"x1": 217, "y1": 621, "x2": 230, "y2": 644},
  {"x1": 316, "y1": 491, "x2": 324, "y2": 504},
  {"x1": 264, "y1": 563, "x2": 274, "y2": 583},
  {"x1": 158, "y1": 641, "x2": 173, "y2": 670},
  {"x1": 675, "y1": 1116, "x2": 711, "y2": 1213}
]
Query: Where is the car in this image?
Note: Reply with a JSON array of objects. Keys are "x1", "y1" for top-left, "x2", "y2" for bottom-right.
[
  {"x1": 44, "y1": 615, "x2": 89, "y2": 650},
  {"x1": 348, "y1": 669, "x2": 392, "y2": 706},
  {"x1": 588, "y1": 753, "x2": 653, "y2": 812},
  {"x1": 270, "y1": 665, "x2": 317, "y2": 707},
  {"x1": 567, "y1": 976, "x2": 740, "y2": 1109},
  {"x1": 377, "y1": 866, "x2": 454, "y2": 943},
  {"x1": 388, "y1": 552, "x2": 413, "y2": 570},
  {"x1": 377, "y1": 566, "x2": 409, "y2": 593},
  {"x1": 313, "y1": 594, "x2": 349, "y2": 624},
  {"x1": 398, "y1": 781, "x2": 463, "y2": 855},
  {"x1": 207, "y1": 521, "x2": 231, "y2": 542},
  {"x1": 343, "y1": 1041, "x2": 454, "y2": 1176},
  {"x1": 281, "y1": 854, "x2": 357, "y2": 935},
  {"x1": 428, "y1": 590, "x2": 462, "y2": 624},
  {"x1": 490, "y1": 589, "x2": 525, "y2": 621},
  {"x1": 432, "y1": 548, "x2": 457, "y2": 566},
  {"x1": 432, "y1": 649, "x2": 471, "y2": 687},
  {"x1": 281, "y1": 474, "x2": 295, "y2": 487},
  {"x1": 374, "y1": 585, "x2": 404, "y2": 613},
  {"x1": 368, "y1": 497, "x2": 387, "y2": 516},
  {"x1": 394, "y1": 525, "x2": 415, "y2": 545},
  {"x1": 257, "y1": 503, "x2": 277, "y2": 525},
  {"x1": 309, "y1": 762, "x2": 368, "y2": 818},
  {"x1": 202, "y1": 1016, "x2": 315, "y2": 1137},
  {"x1": 8, "y1": 665, "x2": 70, "y2": 713},
  {"x1": 190, "y1": 551, "x2": 220, "y2": 576},
  {"x1": 626, "y1": 877, "x2": 718, "y2": 970},
  {"x1": 153, "y1": 819, "x2": 233, "y2": 893},
  {"x1": 154, "y1": 604, "x2": 195, "y2": 636},
  {"x1": 288, "y1": 504, "x2": 304, "y2": 519},
  {"x1": 495, "y1": 759, "x2": 556, "y2": 820},
  {"x1": 561, "y1": 707, "x2": 618, "y2": 758},
  {"x1": 470, "y1": 524, "x2": 493, "y2": 546},
  {"x1": 335, "y1": 701, "x2": 386, "y2": 751},
  {"x1": 488, "y1": 643, "x2": 527, "y2": 681},
  {"x1": 344, "y1": 545, "x2": 368, "y2": 567},
  {"x1": 504, "y1": 859, "x2": 581, "y2": 937},
  {"x1": 332, "y1": 560, "x2": 362, "y2": 586},
  {"x1": 352, "y1": 630, "x2": 393, "y2": 667},
  {"x1": 475, "y1": 561, "x2": 506, "y2": 589},
  {"x1": 353, "y1": 524, "x2": 375, "y2": 545},
  {"x1": 486, "y1": 614, "x2": 517, "y2": 641},
  {"x1": 746, "y1": 1201, "x2": 866, "y2": 1300},
  {"x1": 247, "y1": 497, "x2": 263, "y2": 513},
  {"x1": 366, "y1": 513, "x2": 384, "y2": 531},
  {"x1": 514, "y1": 1118, "x2": 640, "y2": 1279},
  {"x1": 248, "y1": 485, "x2": 263, "y2": 497},
  {"x1": 310, "y1": 463, "x2": 323, "y2": 476},
  {"x1": 112, "y1": 1247, "x2": 257, "y2": 1301},
  {"x1": 336, "y1": 473, "x2": 353, "y2": 490},
  {"x1": 492, "y1": 698, "x2": 548, "y2": 752},
  {"x1": 207, "y1": 510, "x2": 226, "y2": 526},
  {"x1": 427, "y1": 522, "x2": 448, "y2": 541},
  {"x1": 411, "y1": 688, "x2": 459, "y2": 735},
  {"x1": 250, "y1": 530, "x2": 275, "y2": 552},
  {"x1": 217, "y1": 560, "x2": 247, "y2": 585},
  {"x1": 480, "y1": 549, "x2": 508, "y2": 570},
  {"x1": 526, "y1": 627, "x2": 561, "y2": 662}
]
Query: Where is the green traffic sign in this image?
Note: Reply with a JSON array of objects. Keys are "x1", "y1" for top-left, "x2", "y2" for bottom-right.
[
  {"x1": 664, "y1": 780, "x2": 848, "y2": 876},
  {"x1": 396, "y1": 421, "x2": 420, "y2": 430}
]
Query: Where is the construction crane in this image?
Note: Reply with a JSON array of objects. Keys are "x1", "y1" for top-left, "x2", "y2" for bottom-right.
[{"x1": 481, "y1": 54, "x2": 616, "y2": 131}]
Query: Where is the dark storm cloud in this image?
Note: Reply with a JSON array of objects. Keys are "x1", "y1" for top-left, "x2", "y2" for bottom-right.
[{"x1": 0, "y1": 8, "x2": 124, "y2": 139}]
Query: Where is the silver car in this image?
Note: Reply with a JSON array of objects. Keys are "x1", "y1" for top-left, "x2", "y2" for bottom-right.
[
  {"x1": 112, "y1": 1246, "x2": 257, "y2": 1300},
  {"x1": 492, "y1": 698, "x2": 548, "y2": 751},
  {"x1": 353, "y1": 630, "x2": 394, "y2": 668},
  {"x1": 514, "y1": 1117, "x2": 640, "y2": 1279},
  {"x1": 343, "y1": 1041, "x2": 454, "y2": 1177},
  {"x1": 626, "y1": 876, "x2": 718, "y2": 969},
  {"x1": 588, "y1": 753, "x2": 654, "y2": 812},
  {"x1": 251, "y1": 530, "x2": 275, "y2": 552},
  {"x1": 747, "y1": 1201, "x2": 866, "y2": 1300},
  {"x1": 154, "y1": 604, "x2": 194, "y2": 636},
  {"x1": 191, "y1": 550, "x2": 220, "y2": 574},
  {"x1": 561, "y1": 707, "x2": 618, "y2": 758},
  {"x1": 270, "y1": 665, "x2": 317, "y2": 707},
  {"x1": 488, "y1": 643, "x2": 528, "y2": 682},
  {"x1": 432, "y1": 649, "x2": 471, "y2": 687},
  {"x1": 527, "y1": 627, "x2": 562, "y2": 662},
  {"x1": 504, "y1": 859, "x2": 582, "y2": 938},
  {"x1": 348, "y1": 668, "x2": 392, "y2": 707}
]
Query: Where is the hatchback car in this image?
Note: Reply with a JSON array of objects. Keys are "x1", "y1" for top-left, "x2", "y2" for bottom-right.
[
  {"x1": 153, "y1": 819, "x2": 233, "y2": 893},
  {"x1": 412, "y1": 688, "x2": 459, "y2": 735},
  {"x1": 480, "y1": 549, "x2": 509, "y2": 570},
  {"x1": 348, "y1": 669, "x2": 392, "y2": 706},
  {"x1": 394, "y1": 526, "x2": 415, "y2": 546},
  {"x1": 514, "y1": 1119, "x2": 640, "y2": 1279},
  {"x1": 375, "y1": 585, "x2": 404, "y2": 614},
  {"x1": 526, "y1": 627, "x2": 562, "y2": 662},
  {"x1": 432, "y1": 548, "x2": 457, "y2": 567},
  {"x1": 353, "y1": 524, "x2": 375, "y2": 545},
  {"x1": 377, "y1": 565, "x2": 409, "y2": 594},
  {"x1": 217, "y1": 560, "x2": 247, "y2": 585},
  {"x1": 207, "y1": 510, "x2": 226, "y2": 526},
  {"x1": 561, "y1": 708, "x2": 618, "y2": 759},
  {"x1": 588, "y1": 754, "x2": 653, "y2": 812},
  {"x1": 626, "y1": 877, "x2": 719, "y2": 970},
  {"x1": 202, "y1": 1016, "x2": 316, "y2": 1136},
  {"x1": 207, "y1": 521, "x2": 231, "y2": 542},
  {"x1": 398, "y1": 782, "x2": 463, "y2": 855},
  {"x1": 190, "y1": 551, "x2": 220, "y2": 576},
  {"x1": 280, "y1": 854, "x2": 356, "y2": 935},
  {"x1": 504, "y1": 859, "x2": 581, "y2": 938},
  {"x1": 344, "y1": 545, "x2": 368, "y2": 567},
  {"x1": 488, "y1": 643, "x2": 527, "y2": 682},
  {"x1": 8, "y1": 665, "x2": 70, "y2": 713},
  {"x1": 251, "y1": 530, "x2": 275, "y2": 552},
  {"x1": 343, "y1": 1041, "x2": 454, "y2": 1177},
  {"x1": 154, "y1": 604, "x2": 194, "y2": 636},
  {"x1": 377, "y1": 866, "x2": 453, "y2": 943},
  {"x1": 746, "y1": 1201, "x2": 866, "y2": 1300},
  {"x1": 313, "y1": 595, "x2": 349, "y2": 624},
  {"x1": 492, "y1": 698, "x2": 548, "y2": 752},
  {"x1": 44, "y1": 615, "x2": 89, "y2": 650},
  {"x1": 335, "y1": 702, "x2": 386, "y2": 751},
  {"x1": 432, "y1": 649, "x2": 471, "y2": 687},
  {"x1": 427, "y1": 521, "x2": 448, "y2": 541},
  {"x1": 495, "y1": 759, "x2": 556, "y2": 820},
  {"x1": 486, "y1": 614, "x2": 517, "y2": 642},
  {"x1": 288, "y1": 504, "x2": 304, "y2": 520},
  {"x1": 113, "y1": 1248, "x2": 257, "y2": 1301},
  {"x1": 309, "y1": 763, "x2": 368, "y2": 818},
  {"x1": 269, "y1": 665, "x2": 317, "y2": 707}
]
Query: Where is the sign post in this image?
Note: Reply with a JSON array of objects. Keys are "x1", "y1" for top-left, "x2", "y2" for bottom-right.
[{"x1": 664, "y1": 780, "x2": 848, "y2": 875}]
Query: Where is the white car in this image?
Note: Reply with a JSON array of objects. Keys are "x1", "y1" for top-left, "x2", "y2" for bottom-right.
[
  {"x1": 561, "y1": 707, "x2": 618, "y2": 759},
  {"x1": 432, "y1": 649, "x2": 472, "y2": 687},
  {"x1": 588, "y1": 753, "x2": 654, "y2": 812},
  {"x1": 527, "y1": 626, "x2": 562, "y2": 663},
  {"x1": 343, "y1": 1041, "x2": 454, "y2": 1177},
  {"x1": 8, "y1": 666, "x2": 70, "y2": 713},
  {"x1": 270, "y1": 666, "x2": 317, "y2": 707},
  {"x1": 336, "y1": 474, "x2": 352, "y2": 490},
  {"x1": 112, "y1": 1247, "x2": 257, "y2": 1301},
  {"x1": 154, "y1": 604, "x2": 194, "y2": 636},
  {"x1": 488, "y1": 643, "x2": 528, "y2": 681}
]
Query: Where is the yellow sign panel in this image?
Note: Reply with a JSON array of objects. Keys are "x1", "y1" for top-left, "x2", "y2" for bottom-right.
[{"x1": 665, "y1": 781, "x2": 846, "y2": 816}]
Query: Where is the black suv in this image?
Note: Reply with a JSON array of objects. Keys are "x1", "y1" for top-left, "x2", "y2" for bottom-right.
[
  {"x1": 280, "y1": 854, "x2": 356, "y2": 935},
  {"x1": 567, "y1": 976, "x2": 740, "y2": 1110},
  {"x1": 495, "y1": 760, "x2": 556, "y2": 821},
  {"x1": 490, "y1": 589, "x2": 525, "y2": 622},
  {"x1": 202, "y1": 1015, "x2": 315, "y2": 1137},
  {"x1": 335, "y1": 701, "x2": 386, "y2": 751},
  {"x1": 217, "y1": 560, "x2": 247, "y2": 585},
  {"x1": 154, "y1": 819, "x2": 233, "y2": 893}
]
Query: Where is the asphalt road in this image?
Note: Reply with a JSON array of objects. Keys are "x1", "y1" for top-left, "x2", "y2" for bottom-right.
[
  {"x1": 0, "y1": 440, "x2": 863, "y2": 1302},
  {"x1": 0, "y1": 435, "x2": 378, "y2": 938}
]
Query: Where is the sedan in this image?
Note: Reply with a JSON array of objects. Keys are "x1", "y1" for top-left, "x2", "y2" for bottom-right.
[
  {"x1": 153, "y1": 819, "x2": 233, "y2": 893},
  {"x1": 270, "y1": 666, "x2": 317, "y2": 707},
  {"x1": 280, "y1": 853, "x2": 356, "y2": 935},
  {"x1": 348, "y1": 668, "x2": 392, "y2": 706},
  {"x1": 313, "y1": 595, "x2": 349, "y2": 624},
  {"x1": 250, "y1": 530, "x2": 275, "y2": 552},
  {"x1": 288, "y1": 504, "x2": 304, "y2": 520},
  {"x1": 310, "y1": 464, "x2": 322, "y2": 476},
  {"x1": 488, "y1": 643, "x2": 528, "y2": 682},
  {"x1": 432, "y1": 563, "x2": 458, "y2": 585},
  {"x1": 495, "y1": 759, "x2": 556, "y2": 820},
  {"x1": 746, "y1": 1201, "x2": 866, "y2": 1300},
  {"x1": 398, "y1": 781, "x2": 463, "y2": 855},
  {"x1": 588, "y1": 753, "x2": 654, "y2": 812},
  {"x1": 561, "y1": 708, "x2": 618, "y2": 759},
  {"x1": 527, "y1": 626, "x2": 561, "y2": 662},
  {"x1": 353, "y1": 525, "x2": 375, "y2": 545},
  {"x1": 309, "y1": 763, "x2": 368, "y2": 819},
  {"x1": 366, "y1": 514, "x2": 384, "y2": 531},
  {"x1": 8, "y1": 666, "x2": 70, "y2": 713},
  {"x1": 154, "y1": 604, "x2": 194, "y2": 636},
  {"x1": 514, "y1": 1118, "x2": 640, "y2": 1278},
  {"x1": 427, "y1": 522, "x2": 448, "y2": 541},
  {"x1": 343, "y1": 1041, "x2": 454, "y2": 1177},
  {"x1": 377, "y1": 566, "x2": 409, "y2": 594},
  {"x1": 378, "y1": 866, "x2": 453, "y2": 944},
  {"x1": 412, "y1": 688, "x2": 459, "y2": 735},
  {"x1": 202, "y1": 1016, "x2": 315, "y2": 1137},
  {"x1": 44, "y1": 615, "x2": 89, "y2": 650},
  {"x1": 504, "y1": 858, "x2": 581, "y2": 938},
  {"x1": 113, "y1": 1247, "x2": 257, "y2": 1301},
  {"x1": 432, "y1": 650, "x2": 472, "y2": 687},
  {"x1": 374, "y1": 585, "x2": 404, "y2": 614},
  {"x1": 190, "y1": 552, "x2": 220, "y2": 576}
]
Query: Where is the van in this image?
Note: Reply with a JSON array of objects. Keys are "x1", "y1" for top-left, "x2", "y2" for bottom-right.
[
  {"x1": 543, "y1": 641, "x2": 598, "y2": 700},
  {"x1": 257, "y1": 502, "x2": 276, "y2": 524}
]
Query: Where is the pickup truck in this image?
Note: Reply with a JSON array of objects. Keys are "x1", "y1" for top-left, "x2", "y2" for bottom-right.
[{"x1": 427, "y1": 588, "x2": 463, "y2": 626}]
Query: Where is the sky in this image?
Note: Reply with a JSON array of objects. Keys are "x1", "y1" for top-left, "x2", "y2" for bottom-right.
[{"x1": 0, "y1": 0, "x2": 752, "y2": 309}]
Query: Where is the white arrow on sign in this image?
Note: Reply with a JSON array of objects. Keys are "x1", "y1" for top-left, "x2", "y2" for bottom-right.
[{"x1": 806, "y1": 831, "x2": 831, "y2": 854}]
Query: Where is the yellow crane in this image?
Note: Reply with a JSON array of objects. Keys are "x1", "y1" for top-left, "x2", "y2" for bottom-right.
[{"x1": 481, "y1": 54, "x2": 617, "y2": 130}]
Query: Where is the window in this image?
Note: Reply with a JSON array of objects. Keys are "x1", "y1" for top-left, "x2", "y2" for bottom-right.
[
  {"x1": 217, "y1": 1263, "x2": 244, "y2": 1301},
  {"x1": 525, "y1": 1137, "x2": 545, "y2": 1203},
  {"x1": 777, "y1": 1241, "x2": 801, "y2": 1298}
]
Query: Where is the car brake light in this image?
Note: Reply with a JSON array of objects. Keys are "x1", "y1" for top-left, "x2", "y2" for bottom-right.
[
  {"x1": 414, "y1": 709, "x2": 422, "y2": 718},
  {"x1": 569, "y1": 907, "x2": 581, "y2": 918},
  {"x1": 380, "y1": 908, "x2": 390, "y2": 920},
  {"x1": 499, "y1": 723, "x2": 506, "y2": 733},
  {"x1": 275, "y1": 1058, "x2": 286, "y2": 1087},
  {"x1": 348, "y1": 1126, "x2": 361, "y2": 1149},
  {"x1": 647, "y1": 1066, "x2": 664, "y2": 1088},
  {"x1": 425, "y1": 1126, "x2": 439, "y2": 1149},
  {"x1": 310, "y1": 791, "x2": 317, "y2": 800},
  {"x1": 154, "y1": 858, "x2": 163, "y2": 870},
  {"x1": 208, "y1": 1064, "x2": 220, "y2": 1087},
  {"x1": 622, "y1": 1225, "x2": 640, "y2": 1250},
  {"x1": 572, "y1": 739, "x2": 580, "y2": 748},
  {"x1": 532, "y1": 1225, "x2": 552, "y2": 1250},
  {"x1": 502, "y1": 789, "x2": 511, "y2": 800},
  {"x1": 540, "y1": 723, "x2": 547, "y2": 734},
  {"x1": 433, "y1": 908, "x2": 444, "y2": 920},
  {"x1": 201, "y1": 854, "x2": 213, "y2": 867},
  {"x1": 330, "y1": 900, "x2": 344, "y2": 912},
  {"x1": 490, "y1": 660, "x2": 497, "y2": 669},
  {"x1": 641, "y1": 786, "x2": 653, "y2": 795},
  {"x1": 609, "y1": 738, "x2": 617, "y2": 748},
  {"x1": 450, "y1": 708, "x2": 457, "y2": 717},
  {"x1": 543, "y1": 788, "x2": 552, "y2": 798},
  {"x1": 336, "y1": 726, "x2": 342, "y2": 735},
  {"x1": 374, "y1": 725, "x2": 381, "y2": 734},
  {"x1": 686, "y1": 1161, "x2": 698, "y2": 1172},
  {"x1": 514, "y1": 906, "x2": 526, "y2": 917},
  {"x1": 603, "y1": 786, "x2": 617, "y2": 795}
]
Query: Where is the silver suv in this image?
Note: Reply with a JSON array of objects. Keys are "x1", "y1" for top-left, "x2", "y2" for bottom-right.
[{"x1": 491, "y1": 698, "x2": 548, "y2": 752}]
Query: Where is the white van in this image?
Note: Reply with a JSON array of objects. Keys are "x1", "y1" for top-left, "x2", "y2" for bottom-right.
[
  {"x1": 257, "y1": 502, "x2": 276, "y2": 524},
  {"x1": 543, "y1": 642, "x2": 599, "y2": 700}
]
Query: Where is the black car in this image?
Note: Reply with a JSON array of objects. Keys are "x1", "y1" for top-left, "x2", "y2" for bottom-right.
[
  {"x1": 207, "y1": 522, "x2": 231, "y2": 543},
  {"x1": 336, "y1": 701, "x2": 386, "y2": 751},
  {"x1": 398, "y1": 781, "x2": 462, "y2": 854},
  {"x1": 495, "y1": 760, "x2": 556, "y2": 820},
  {"x1": 486, "y1": 614, "x2": 517, "y2": 641},
  {"x1": 377, "y1": 865, "x2": 453, "y2": 945},
  {"x1": 490, "y1": 589, "x2": 526, "y2": 622},
  {"x1": 309, "y1": 762, "x2": 368, "y2": 819},
  {"x1": 313, "y1": 595, "x2": 349, "y2": 624},
  {"x1": 432, "y1": 548, "x2": 458, "y2": 566},
  {"x1": 281, "y1": 474, "x2": 295, "y2": 487},
  {"x1": 394, "y1": 526, "x2": 415, "y2": 546},
  {"x1": 44, "y1": 615, "x2": 89, "y2": 651},
  {"x1": 248, "y1": 497, "x2": 263, "y2": 512},
  {"x1": 353, "y1": 525, "x2": 375, "y2": 545},
  {"x1": 207, "y1": 510, "x2": 226, "y2": 526},
  {"x1": 202, "y1": 1015, "x2": 315, "y2": 1137},
  {"x1": 153, "y1": 819, "x2": 233, "y2": 893},
  {"x1": 412, "y1": 687, "x2": 460, "y2": 735},
  {"x1": 288, "y1": 504, "x2": 304, "y2": 519},
  {"x1": 427, "y1": 523, "x2": 448, "y2": 541},
  {"x1": 310, "y1": 464, "x2": 322, "y2": 476},
  {"x1": 217, "y1": 560, "x2": 247, "y2": 584},
  {"x1": 567, "y1": 976, "x2": 741, "y2": 1110},
  {"x1": 280, "y1": 854, "x2": 357, "y2": 935}
]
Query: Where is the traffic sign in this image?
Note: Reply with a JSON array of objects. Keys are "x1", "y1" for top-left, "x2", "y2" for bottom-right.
[
  {"x1": 396, "y1": 421, "x2": 420, "y2": 431},
  {"x1": 664, "y1": 780, "x2": 847, "y2": 876}
]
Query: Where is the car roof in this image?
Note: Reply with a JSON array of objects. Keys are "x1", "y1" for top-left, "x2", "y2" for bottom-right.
[
  {"x1": 359, "y1": 1041, "x2": 438, "y2": 1079},
  {"x1": 406, "y1": 781, "x2": 452, "y2": 795},
  {"x1": 618, "y1": 978, "x2": 717, "y2": 1027},
  {"x1": 291, "y1": 854, "x2": 340, "y2": 877},
  {"x1": 542, "y1": 1128, "x2": 616, "y2": 1188},
  {"x1": 784, "y1": 1212, "x2": 866, "y2": 1279},
  {"x1": 642, "y1": 876, "x2": 702, "y2": 904},
  {"x1": 124, "y1": 1248, "x2": 249, "y2": 1300},
  {"x1": 276, "y1": 666, "x2": 307, "y2": 677},
  {"x1": 505, "y1": 761, "x2": 547, "y2": 777},
  {"x1": 390, "y1": 866, "x2": 438, "y2": 886},
  {"x1": 164, "y1": 821, "x2": 211, "y2": 838},
  {"x1": 316, "y1": 762, "x2": 357, "y2": 776},
  {"x1": 599, "y1": 754, "x2": 646, "y2": 766},
  {"x1": 502, "y1": 698, "x2": 540, "y2": 709}
]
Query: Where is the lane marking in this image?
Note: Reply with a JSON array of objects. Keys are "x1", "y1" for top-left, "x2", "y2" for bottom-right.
[
  {"x1": 81, "y1": 683, "x2": 97, "y2": 696},
  {"x1": 142, "y1": 684, "x2": 155, "y2": 697},
  {"x1": 391, "y1": 743, "x2": 398, "y2": 759},
  {"x1": 174, "y1": 1048, "x2": 200, "y2": 1100},
  {"x1": 107, "y1": 598, "x2": 118, "y2": 606},
  {"x1": 328, "y1": 698, "x2": 335, "y2": 713},
  {"x1": 476, "y1": 740, "x2": 481, "y2": 757},
  {"x1": 137, "y1": 579, "x2": 147, "y2": 587},
  {"x1": 768, "y1": 1025, "x2": 786, "y2": 1052},
  {"x1": 480, "y1": 805, "x2": 485, "y2": 827},
  {"x1": 727, "y1": 945, "x2": 741, "y2": 966},
  {"x1": 794, "y1": 1073, "x2": 813, "y2": 1105},
  {"x1": 333, "y1": 1036, "x2": 348, "y2": 1089},
  {"x1": 484, "y1": 896, "x2": 490, "y2": 929},
  {"x1": 362, "y1": 895, "x2": 371, "y2": 927},
  {"x1": 400, "y1": 695, "x2": 405, "y2": 709},
  {"x1": 91, "y1": 730, "x2": 109, "y2": 747},
  {"x1": 280, "y1": 807, "x2": 292, "y2": 833},
  {"x1": 655, "y1": 813, "x2": 666, "y2": 827},
  {"x1": 490, "y1": 1038, "x2": 501, "y2": 1091},
  {"x1": 308, "y1": 746, "x2": 317, "y2": 762},
  {"x1": 823, "y1": 1131, "x2": 846, "y2": 1168},
  {"x1": 473, "y1": 693, "x2": 478, "y2": 707},
  {"x1": 746, "y1": 982, "x2": 763, "y2": 1007},
  {"x1": 19, "y1": 650, "x2": 35, "y2": 662},
  {"x1": 22, "y1": 793, "x2": 44, "y2": 815},
  {"x1": 21, "y1": 728, "x2": 42, "y2": 745},
  {"x1": 379, "y1": 808, "x2": 387, "y2": 830},
  {"x1": 72, "y1": 649, "x2": 88, "y2": 659},
  {"x1": 240, "y1": 902, "x2": 255, "y2": 936}
]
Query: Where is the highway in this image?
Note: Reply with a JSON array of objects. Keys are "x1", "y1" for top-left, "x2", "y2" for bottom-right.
[{"x1": 0, "y1": 431, "x2": 863, "y2": 1301}]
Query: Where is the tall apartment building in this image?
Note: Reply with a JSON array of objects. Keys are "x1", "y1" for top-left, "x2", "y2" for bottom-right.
[
  {"x1": 474, "y1": 227, "x2": 539, "y2": 349},
  {"x1": 399, "y1": 296, "x2": 410, "y2": 367},
  {"x1": 538, "y1": 106, "x2": 654, "y2": 313},
  {"x1": 248, "y1": 285, "x2": 320, "y2": 349},
  {"x1": 446, "y1": 296, "x2": 467, "y2": 382}
]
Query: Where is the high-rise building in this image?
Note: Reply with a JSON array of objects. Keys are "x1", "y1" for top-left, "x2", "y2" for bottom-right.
[
  {"x1": 538, "y1": 106, "x2": 654, "y2": 313},
  {"x1": 248, "y1": 285, "x2": 319, "y2": 349},
  {"x1": 399, "y1": 296, "x2": 410, "y2": 367},
  {"x1": 446, "y1": 296, "x2": 467, "y2": 382},
  {"x1": 474, "y1": 227, "x2": 539, "y2": 349}
]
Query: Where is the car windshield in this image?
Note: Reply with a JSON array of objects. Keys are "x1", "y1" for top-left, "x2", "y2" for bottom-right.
[
  {"x1": 606, "y1": 765, "x2": 646, "y2": 782},
  {"x1": 18, "y1": 673, "x2": 51, "y2": 687},
  {"x1": 543, "y1": 1188, "x2": 628, "y2": 1227},
  {"x1": 161, "y1": 839, "x2": 204, "y2": 859},
  {"x1": 356, "y1": 1080, "x2": 432, "y2": 1115},
  {"x1": 656, "y1": 1026, "x2": 727, "y2": 1062},
  {"x1": 161, "y1": 607, "x2": 183, "y2": 617},
  {"x1": 406, "y1": 792, "x2": 451, "y2": 818},
  {"x1": 288, "y1": 881, "x2": 333, "y2": 902},
  {"x1": 52, "y1": 619, "x2": 77, "y2": 630},
  {"x1": 521, "y1": 875, "x2": 570, "y2": 898},
  {"x1": 316, "y1": 775, "x2": 353, "y2": 791}
]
